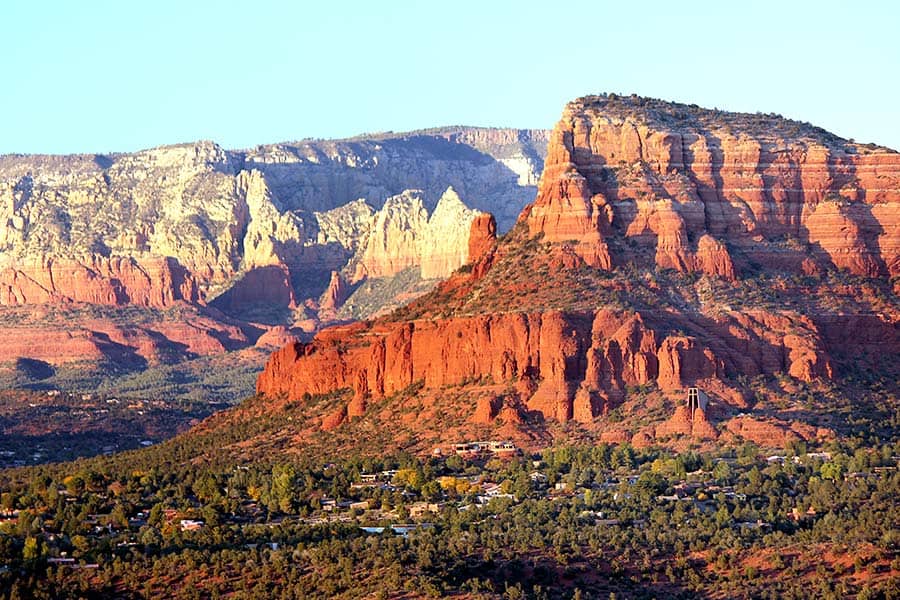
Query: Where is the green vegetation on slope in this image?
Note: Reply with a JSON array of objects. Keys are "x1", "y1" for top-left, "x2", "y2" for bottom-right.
[{"x1": 0, "y1": 434, "x2": 897, "y2": 599}]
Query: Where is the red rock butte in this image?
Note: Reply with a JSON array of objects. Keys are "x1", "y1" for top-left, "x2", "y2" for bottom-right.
[
  {"x1": 528, "y1": 95, "x2": 899, "y2": 279},
  {"x1": 257, "y1": 95, "x2": 899, "y2": 439}
]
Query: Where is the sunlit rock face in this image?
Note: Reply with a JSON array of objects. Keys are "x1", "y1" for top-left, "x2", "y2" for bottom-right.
[
  {"x1": 0, "y1": 127, "x2": 548, "y2": 313},
  {"x1": 528, "y1": 95, "x2": 900, "y2": 279}
]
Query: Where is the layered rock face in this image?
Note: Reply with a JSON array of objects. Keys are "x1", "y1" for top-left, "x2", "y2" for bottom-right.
[
  {"x1": 528, "y1": 95, "x2": 900, "y2": 278},
  {"x1": 0, "y1": 127, "x2": 547, "y2": 317},
  {"x1": 655, "y1": 405, "x2": 717, "y2": 440},
  {"x1": 0, "y1": 255, "x2": 200, "y2": 307},
  {"x1": 0, "y1": 128, "x2": 547, "y2": 381},
  {"x1": 468, "y1": 214, "x2": 497, "y2": 257},
  {"x1": 257, "y1": 308, "x2": 832, "y2": 425},
  {"x1": 0, "y1": 312, "x2": 254, "y2": 366},
  {"x1": 354, "y1": 187, "x2": 483, "y2": 280}
]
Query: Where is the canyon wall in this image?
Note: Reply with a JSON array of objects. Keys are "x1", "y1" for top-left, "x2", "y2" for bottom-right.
[
  {"x1": 0, "y1": 128, "x2": 546, "y2": 385},
  {"x1": 0, "y1": 128, "x2": 547, "y2": 315},
  {"x1": 0, "y1": 255, "x2": 200, "y2": 307},
  {"x1": 354, "y1": 187, "x2": 482, "y2": 280}
]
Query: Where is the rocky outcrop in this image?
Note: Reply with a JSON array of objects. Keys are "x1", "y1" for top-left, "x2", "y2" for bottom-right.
[
  {"x1": 691, "y1": 408, "x2": 718, "y2": 439},
  {"x1": 419, "y1": 188, "x2": 482, "y2": 279},
  {"x1": 0, "y1": 255, "x2": 200, "y2": 307},
  {"x1": 655, "y1": 336, "x2": 721, "y2": 391},
  {"x1": 313, "y1": 199, "x2": 375, "y2": 253},
  {"x1": 254, "y1": 326, "x2": 300, "y2": 350},
  {"x1": 527, "y1": 95, "x2": 900, "y2": 278},
  {"x1": 718, "y1": 415, "x2": 834, "y2": 448},
  {"x1": 655, "y1": 405, "x2": 718, "y2": 440},
  {"x1": 320, "y1": 271, "x2": 350, "y2": 312},
  {"x1": 723, "y1": 416, "x2": 804, "y2": 448},
  {"x1": 693, "y1": 234, "x2": 735, "y2": 280},
  {"x1": 355, "y1": 191, "x2": 429, "y2": 279},
  {"x1": 236, "y1": 169, "x2": 309, "y2": 269},
  {"x1": 257, "y1": 308, "x2": 834, "y2": 427},
  {"x1": 472, "y1": 394, "x2": 502, "y2": 424},
  {"x1": 354, "y1": 188, "x2": 483, "y2": 280},
  {"x1": 468, "y1": 214, "x2": 498, "y2": 264},
  {"x1": 526, "y1": 151, "x2": 613, "y2": 269}
]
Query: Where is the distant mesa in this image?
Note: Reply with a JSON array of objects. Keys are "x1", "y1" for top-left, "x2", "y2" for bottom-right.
[{"x1": 0, "y1": 126, "x2": 549, "y2": 319}]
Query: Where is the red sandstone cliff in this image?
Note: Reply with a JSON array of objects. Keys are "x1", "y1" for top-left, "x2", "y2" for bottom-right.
[
  {"x1": 0, "y1": 255, "x2": 200, "y2": 308},
  {"x1": 527, "y1": 95, "x2": 900, "y2": 279},
  {"x1": 257, "y1": 308, "x2": 835, "y2": 426}
]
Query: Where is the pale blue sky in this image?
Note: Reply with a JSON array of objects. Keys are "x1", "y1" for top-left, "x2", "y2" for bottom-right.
[{"x1": 2, "y1": 0, "x2": 897, "y2": 154}]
